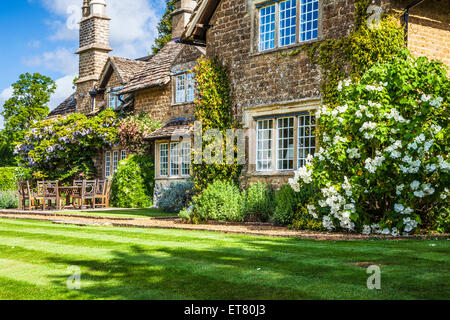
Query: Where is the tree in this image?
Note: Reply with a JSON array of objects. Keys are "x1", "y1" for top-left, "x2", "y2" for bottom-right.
[
  {"x1": 1, "y1": 73, "x2": 56, "y2": 164},
  {"x1": 151, "y1": 0, "x2": 177, "y2": 55}
]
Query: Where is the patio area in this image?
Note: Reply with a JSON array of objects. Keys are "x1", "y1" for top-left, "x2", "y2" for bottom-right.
[{"x1": 17, "y1": 180, "x2": 112, "y2": 211}]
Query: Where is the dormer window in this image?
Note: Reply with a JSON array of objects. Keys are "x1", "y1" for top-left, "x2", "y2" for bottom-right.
[
  {"x1": 107, "y1": 87, "x2": 123, "y2": 109},
  {"x1": 258, "y1": 0, "x2": 319, "y2": 52},
  {"x1": 175, "y1": 72, "x2": 195, "y2": 104}
]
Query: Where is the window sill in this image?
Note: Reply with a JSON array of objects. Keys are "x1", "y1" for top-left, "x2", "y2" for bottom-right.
[
  {"x1": 156, "y1": 176, "x2": 191, "y2": 180},
  {"x1": 248, "y1": 170, "x2": 295, "y2": 177},
  {"x1": 250, "y1": 38, "x2": 322, "y2": 57},
  {"x1": 172, "y1": 101, "x2": 195, "y2": 107}
]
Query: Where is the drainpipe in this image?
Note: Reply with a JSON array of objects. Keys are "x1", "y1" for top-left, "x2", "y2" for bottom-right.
[{"x1": 403, "y1": 0, "x2": 426, "y2": 46}]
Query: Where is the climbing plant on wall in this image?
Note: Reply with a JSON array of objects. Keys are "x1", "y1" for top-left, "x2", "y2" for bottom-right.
[{"x1": 191, "y1": 57, "x2": 243, "y2": 192}]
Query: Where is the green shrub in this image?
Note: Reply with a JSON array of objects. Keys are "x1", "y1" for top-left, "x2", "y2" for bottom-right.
[
  {"x1": 0, "y1": 191, "x2": 18, "y2": 209},
  {"x1": 271, "y1": 185, "x2": 298, "y2": 226},
  {"x1": 0, "y1": 167, "x2": 31, "y2": 191},
  {"x1": 243, "y1": 182, "x2": 274, "y2": 221},
  {"x1": 188, "y1": 180, "x2": 245, "y2": 223},
  {"x1": 433, "y1": 207, "x2": 450, "y2": 233},
  {"x1": 158, "y1": 181, "x2": 194, "y2": 213},
  {"x1": 110, "y1": 155, "x2": 154, "y2": 208}
]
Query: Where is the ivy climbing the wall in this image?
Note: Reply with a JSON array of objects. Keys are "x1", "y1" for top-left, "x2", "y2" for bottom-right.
[{"x1": 191, "y1": 57, "x2": 243, "y2": 192}]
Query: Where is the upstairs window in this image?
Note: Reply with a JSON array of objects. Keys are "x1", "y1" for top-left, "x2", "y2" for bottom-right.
[
  {"x1": 258, "y1": 0, "x2": 319, "y2": 52},
  {"x1": 175, "y1": 72, "x2": 196, "y2": 104},
  {"x1": 107, "y1": 87, "x2": 123, "y2": 109}
]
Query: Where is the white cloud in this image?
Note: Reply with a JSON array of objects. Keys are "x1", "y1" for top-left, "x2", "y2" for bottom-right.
[
  {"x1": 0, "y1": 87, "x2": 14, "y2": 129},
  {"x1": 23, "y1": 47, "x2": 78, "y2": 75},
  {"x1": 40, "y1": 0, "x2": 164, "y2": 59},
  {"x1": 0, "y1": 75, "x2": 74, "y2": 129},
  {"x1": 49, "y1": 74, "x2": 77, "y2": 111}
]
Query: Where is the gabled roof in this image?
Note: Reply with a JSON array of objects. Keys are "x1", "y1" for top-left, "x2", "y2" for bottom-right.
[
  {"x1": 47, "y1": 94, "x2": 77, "y2": 118},
  {"x1": 120, "y1": 41, "x2": 186, "y2": 94},
  {"x1": 145, "y1": 118, "x2": 193, "y2": 141},
  {"x1": 98, "y1": 56, "x2": 148, "y2": 89},
  {"x1": 182, "y1": 0, "x2": 220, "y2": 44}
]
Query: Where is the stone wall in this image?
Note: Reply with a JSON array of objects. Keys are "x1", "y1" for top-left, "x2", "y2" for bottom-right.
[
  {"x1": 389, "y1": 0, "x2": 450, "y2": 67},
  {"x1": 134, "y1": 85, "x2": 194, "y2": 123}
]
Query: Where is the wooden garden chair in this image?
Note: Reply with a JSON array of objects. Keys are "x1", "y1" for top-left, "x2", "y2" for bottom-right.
[
  {"x1": 72, "y1": 180, "x2": 96, "y2": 209},
  {"x1": 72, "y1": 180, "x2": 84, "y2": 209},
  {"x1": 34, "y1": 181, "x2": 46, "y2": 210},
  {"x1": 94, "y1": 180, "x2": 108, "y2": 208},
  {"x1": 17, "y1": 181, "x2": 34, "y2": 211},
  {"x1": 42, "y1": 181, "x2": 59, "y2": 210}
]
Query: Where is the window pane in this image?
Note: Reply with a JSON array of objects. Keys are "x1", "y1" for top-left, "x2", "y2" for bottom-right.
[
  {"x1": 181, "y1": 141, "x2": 191, "y2": 176},
  {"x1": 186, "y1": 73, "x2": 195, "y2": 102},
  {"x1": 170, "y1": 143, "x2": 180, "y2": 176},
  {"x1": 298, "y1": 113, "x2": 316, "y2": 168},
  {"x1": 277, "y1": 117, "x2": 294, "y2": 170},
  {"x1": 109, "y1": 93, "x2": 115, "y2": 108},
  {"x1": 113, "y1": 151, "x2": 119, "y2": 173},
  {"x1": 300, "y1": 0, "x2": 319, "y2": 42},
  {"x1": 256, "y1": 120, "x2": 273, "y2": 171},
  {"x1": 105, "y1": 152, "x2": 111, "y2": 178},
  {"x1": 120, "y1": 150, "x2": 127, "y2": 161},
  {"x1": 160, "y1": 144, "x2": 169, "y2": 176},
  {"x1": 279, "y1": 0, "x2": 297, "y2": 47},
  {"x1": 259, "y1": 4, "x2": 276, "y2": 51},
  {"x1": 176, "y1": 74, "x2": 186, "y2": 103}
]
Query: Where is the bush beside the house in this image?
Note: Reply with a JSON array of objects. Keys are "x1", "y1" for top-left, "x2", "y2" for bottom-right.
[
  {"x1": 0, "y1": 167, "x2": 31, "y2": 191},
  {"x1": 270, "y1": 185, "x2": 298, "y2": 226},
  {"x1": 158, "y1": 181, "x2": 194, "y2": 213},
  {"x1": 110, "y1": 155, "x2": 154, "y2": 208},
  {"x1": 243, "y1": 182, "x2": 274, "y2": 222},
  {"x1": 181, "y1": 180, "x2": 245, "y2": 223},
  {"x1": 0, "y1": 191, "x2": 18, "y2": 209},
  {"x1": 289, "y1": 54, "x2": 449, "y2": 235}
]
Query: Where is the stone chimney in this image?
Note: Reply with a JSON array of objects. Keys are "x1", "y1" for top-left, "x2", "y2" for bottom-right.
[
  {"x1": 171, "y1": 0, "x2": 197, "y2": 40},
  {"x1": 75, "y1": 0, "x2": 112, "y2": 114}
]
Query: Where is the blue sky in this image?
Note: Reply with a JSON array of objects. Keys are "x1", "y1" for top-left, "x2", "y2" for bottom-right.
[{"x1": 0, "y1": 0, "x2": 166, "y2": 129}]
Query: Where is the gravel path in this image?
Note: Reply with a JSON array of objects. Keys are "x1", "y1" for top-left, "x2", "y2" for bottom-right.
[{"x1": 1, "y1": 210, "x2": 448, "y2": 241}]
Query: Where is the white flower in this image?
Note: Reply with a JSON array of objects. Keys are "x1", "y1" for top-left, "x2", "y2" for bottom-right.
[
  {"x1": 307, "y1": 205, "x2": 318, "y2": 219},
  {"x1": 362, "y1": 225, "x2": 371, "y2": 235},
  {"x1": 437, "y1": 156, "x2": 450, "y2": 172},
  {"x1": 381, "y1": 228, "x2": 391, "y2": 235},
  {"x1": 421, "y1": 94, "x2": 431, "y2": 102},
  {"x1": 394, "y1": 203, "x2": 405, "y2": 213},
  {"x1": 333, "y1": 135, "x2": 347, "y2": 144},
  {"x1": 322, "y1": 215, "x2": 335, "y2": 230},
  {"x1": 396, "y1": 184, "x2": 405, "y2": 196},
  {"x1": 391, "y1": 228, "x2": 399, "y2": 237},
  {"x1": 364, "y1": 155, "x2": 385, "y2": 173},
  {"x1": 425, "y1": 163, "x2": 437, "y2": 173},
  {"x1": 359, "y1": 122, "x2": 377, "y2": 132},
  {"x1": 410, "y1": 181, "x2": 420, "y2": 191},
  {"x1": 403, "y1": 217, "x2": 418, "y2": 233},
  {"x1": 430, "y1": 124, "x2": 442, "y2": 135},
  {"x1": 347, "y1": 147, "x2": 360, "y2": 159},
  {"x1": 414, "y1": 190, "x2": 425, "y2": 198}
]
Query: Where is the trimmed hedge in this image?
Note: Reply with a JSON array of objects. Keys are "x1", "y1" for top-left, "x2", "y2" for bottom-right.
[{"x1": 0, "y1": 167, "x2": 30, "y2": 191}]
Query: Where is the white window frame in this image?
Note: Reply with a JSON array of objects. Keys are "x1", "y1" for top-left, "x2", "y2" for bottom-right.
[
  {"x1": 258, "y1": 0, "x2": 320, "y2": 52},
  {"x1": 175, "y1": 74, "x2": 186, "y2": 104},
  {"x1": 297, "y1": 113, "x2": 316, "y2": 168},
  {"x1": 276, "y1": 117, "x2": 295, "y2": 171},
  {"x1": 186, "y1": 73, "x2": 195, "y2": 102},
  {"x1": 159, "y1": 143, "x2": 169, "y2": 176},
  {"x1": 105, "y1": 151, "x2": 111, "y2": 178},
  {"x1": 254, "y1": 112, "x2": 316, "y2": 173},
  {"x1": 120, "y1": 150, "x2": 127, "y2": 161},
  {"x1": 256, "y1": 119, "x2": 273, "y2": 171},
  {"x1": 107, "y1": 87, "x2": 123, "y2": 109},
  {"x1": 158, "y1": 141, "x2": 192, "y2": 178},
  {"x1": 112, "y1": 151, "x2": 119, "y2": 173},
  {"x1": 170, "y1": 142, "x2": 180, "y2": 176}
]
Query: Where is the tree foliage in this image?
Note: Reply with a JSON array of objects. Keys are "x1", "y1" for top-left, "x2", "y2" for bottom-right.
[
  {"x1": 151, "y1": 0, "x2": 177, "y2": 55},
  {"x1": 15, "y1": 109, "x2": 119, "y2": 182},
  {"x1": 1, "y1": 73, "x2": 56, "y2": 165}
]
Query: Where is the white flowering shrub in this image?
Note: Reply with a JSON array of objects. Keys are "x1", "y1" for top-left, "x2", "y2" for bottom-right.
[{"x1": 290, "y1": 55, "x2": 449, "y2": 236}]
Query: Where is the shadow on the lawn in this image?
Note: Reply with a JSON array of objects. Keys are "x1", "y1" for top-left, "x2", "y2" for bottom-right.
[{"x1": 43, "y1": 237, "x2": 450, "y2": 300}]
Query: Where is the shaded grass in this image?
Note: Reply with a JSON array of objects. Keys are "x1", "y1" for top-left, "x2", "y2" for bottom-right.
[
  {"x1": 0, "y1": 218, "x2": 448, "y2": 300},
  {"x1": 54, "y1": 208, "x2": 177, "y2": 219}
]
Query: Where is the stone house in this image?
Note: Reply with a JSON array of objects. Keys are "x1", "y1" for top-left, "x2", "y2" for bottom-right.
[
  {"x1": 49, "y1": 0, "x2": 204, "y2": 192},
  {"x1": 179, "y1": 0, "x2": 449, "y2": 188},
  {"x1": 48, "y1": 0, "x2": 449, "y2": 199}
]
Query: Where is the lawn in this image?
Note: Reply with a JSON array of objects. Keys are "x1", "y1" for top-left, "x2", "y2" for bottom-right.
[
  {"x1": 0, "y1": 218, "x2": 448, "y2": 300},
  {"x1": 54, "y1": 208, "x2": 178, "y2": 219}
]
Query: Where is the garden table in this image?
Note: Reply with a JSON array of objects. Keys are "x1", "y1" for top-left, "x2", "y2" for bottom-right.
[{"x1": 58, "y1": 186, "x2": 82, "y2": 209}]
